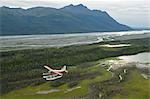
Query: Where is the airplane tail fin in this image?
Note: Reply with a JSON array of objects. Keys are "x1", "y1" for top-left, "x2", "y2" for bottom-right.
[{"x1": 62, "y1": 65, "x2": 68, "y2": 73}]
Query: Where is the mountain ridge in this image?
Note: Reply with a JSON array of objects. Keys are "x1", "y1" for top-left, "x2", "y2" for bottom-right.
[{"x1": 0, "y1": 4, "x2": 132, "y2": 35}]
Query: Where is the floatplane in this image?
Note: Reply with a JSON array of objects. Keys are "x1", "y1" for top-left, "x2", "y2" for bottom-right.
[{"x1": 43, "y1": 65, "x2": 68, "y2": 81}]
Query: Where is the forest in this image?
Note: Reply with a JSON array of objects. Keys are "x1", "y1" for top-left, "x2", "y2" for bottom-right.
[{"x1": 0, "y1": 37, "x2": 149, "y2": 95}]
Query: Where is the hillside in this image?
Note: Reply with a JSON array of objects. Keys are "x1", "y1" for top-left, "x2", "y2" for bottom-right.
[{"x1": 0, "y1": 4, "x2": 132, "y2": 35}]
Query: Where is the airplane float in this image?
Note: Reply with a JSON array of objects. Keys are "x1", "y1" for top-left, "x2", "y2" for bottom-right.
[{"x1": 43, "y1": 65, "x2": 68, "y2": 81}]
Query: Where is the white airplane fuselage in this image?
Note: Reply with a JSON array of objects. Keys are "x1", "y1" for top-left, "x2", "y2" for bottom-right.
[{"x1": 43, "y1": 65, "x2": 68, "y2": 81}]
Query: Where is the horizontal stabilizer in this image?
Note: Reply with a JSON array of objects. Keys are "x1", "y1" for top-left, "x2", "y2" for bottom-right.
[{"x1": 43, "y1": 72, "x2": 50, "y2": 75}]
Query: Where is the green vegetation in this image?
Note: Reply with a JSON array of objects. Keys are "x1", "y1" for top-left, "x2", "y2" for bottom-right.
[
  {"x1": 88, "y1": 67, "x2": 149, "y2": 99},
  {"x1": 0, "y1": 37, "x2": 150, "y2": 99},
  {"x1": 113, "y1": 70, "x2": 149, "y2": 99},
  {"x1": 0, "y1": 64, "x2": 111, "y2": 99},
  {"x1": 67, "y1": 81, "x2": 79, "y2": 88}
]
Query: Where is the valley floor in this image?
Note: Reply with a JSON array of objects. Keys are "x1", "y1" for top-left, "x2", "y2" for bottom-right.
[
  {"x1": 0, "y1": 35, "x2": 150, "y2": 99},
  {"x1": 1, "y1": 58, "x2": 150, "y2": 99}
]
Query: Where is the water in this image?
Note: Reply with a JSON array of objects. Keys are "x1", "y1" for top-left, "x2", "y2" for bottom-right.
[
  {"x1": 100, "y1": 44, "x2": 131, "y2": 48},
  {"x1": 0, "y1": 30, "x2": 150, "y2": 52},
  {"x1": 119, "y1": 52, "x2": 150, "y2": 63}
]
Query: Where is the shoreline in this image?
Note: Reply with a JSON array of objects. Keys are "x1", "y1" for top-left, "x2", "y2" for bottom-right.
[
  {"x1": 1, "y1": 30, "x2": 149, "y2": 36},
  {"x1": 1, "y1": 30, "x2": 150, "y2": 52}
]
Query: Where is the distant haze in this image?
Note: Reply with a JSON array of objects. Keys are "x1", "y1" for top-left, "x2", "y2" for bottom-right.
[{"x1": 1, "y1": 0, "x2": 150, "y2": 28}]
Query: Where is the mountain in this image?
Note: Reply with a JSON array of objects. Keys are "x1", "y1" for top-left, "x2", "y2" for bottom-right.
[{"x1": 0, "y1": 4, "x2": 132, "y2": 35}]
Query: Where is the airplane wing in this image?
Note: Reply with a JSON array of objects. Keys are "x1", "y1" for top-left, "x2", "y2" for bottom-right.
[
  {"x1": 52, "y1": 71, "x2": 63, "y2": 75},
  {"x1": 44, "y1": 65, "x2": 63, "y2": 75},
  {"x1": 44, "y1": 66, "x2": 53, "y2": 71}
]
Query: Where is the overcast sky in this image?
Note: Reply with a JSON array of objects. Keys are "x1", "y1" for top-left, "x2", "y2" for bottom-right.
[{"x1": 1, "y1": 0, "x2": 150, "y2": 28}]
